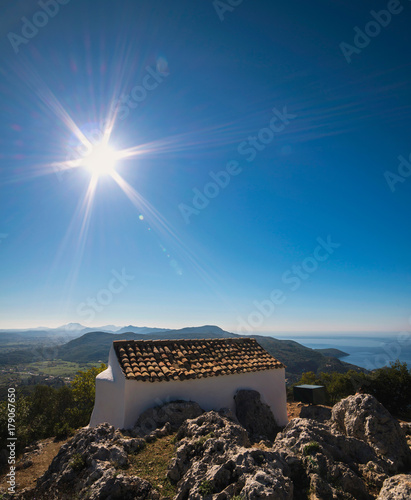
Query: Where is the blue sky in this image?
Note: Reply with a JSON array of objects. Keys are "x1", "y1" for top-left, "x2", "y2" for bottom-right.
[{"x1": 0, "y1": 0, "x2": 410, "y2": 333}]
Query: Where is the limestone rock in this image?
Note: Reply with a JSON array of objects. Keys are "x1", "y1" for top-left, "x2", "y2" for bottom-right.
[
  {"x1": 88, "y1": 473, "x2": 155, "y2": 500},
  {"x1": 168, "y1": 410, "x2": 250, "y2": 482},
  {"x1": 273, "y1": 418, "x2": 373, "y2": 499},
  {"x1": 359, "y1": 461, "x2": 389, "y2": 491},
  {"x1": 241, "y1": 469, "x2": 293, "y2": 499},
  {"x1": 168, "y1": 411, "x2": 292, "y2": 499},
  {"x1": 331, "y1": 394, "x2": 411, "y2": 473},
  {"x1": 144, "y1": 422, "x2": 172, "y2": 443},
  {"x1": 234, "y1": 389, "x2": 281, "y2": 441},
  {"x1": 377, "y1": 474, "x2": 411, "y2": 499},
  {"x1": 7, "y1": 395, "x2": 411, "y2": 500}
]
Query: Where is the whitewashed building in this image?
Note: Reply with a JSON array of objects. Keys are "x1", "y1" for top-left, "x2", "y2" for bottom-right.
[{"x1": 90, "y1": 337, "x2": 288, "y2": 429}]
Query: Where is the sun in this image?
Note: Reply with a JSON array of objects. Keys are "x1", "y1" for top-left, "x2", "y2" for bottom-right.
[{"x1": 82, "y1": 142, "x2": 118, "y2": 177}]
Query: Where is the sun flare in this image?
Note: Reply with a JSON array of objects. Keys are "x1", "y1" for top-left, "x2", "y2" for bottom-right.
[{"x1": 82, "y1": 143, "x2": 118, "y2": 177}]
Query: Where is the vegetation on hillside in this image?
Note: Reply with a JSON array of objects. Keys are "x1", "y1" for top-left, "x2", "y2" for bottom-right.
[
  {"x1": 127, "y1": 433, "x2": 177, "y2": 497},
  {"x1": 292, "y1": 360, "x2": 411, "y2": 416},
  {"x1": 0, "y1": 364, "x2": 106, "y2": 468},
  {"x1": 0, "y1": 330, "x2": 365, "y2": 384},
  {"x1": 253, "y1": 335, "x2": 363, "y2": 382}
]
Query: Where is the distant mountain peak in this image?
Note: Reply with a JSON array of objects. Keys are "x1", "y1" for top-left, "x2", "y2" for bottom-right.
[{"x1": 57, "y1": 323, "x2": 85, "y2": 331}]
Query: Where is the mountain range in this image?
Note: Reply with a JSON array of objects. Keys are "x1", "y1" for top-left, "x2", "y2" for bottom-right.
[
  {"x1": 0, "y1": 324, "x2": 363, "y2": 383},
  {"x1": 0, "y1": 322, "x2": 170, "y2": 337}
]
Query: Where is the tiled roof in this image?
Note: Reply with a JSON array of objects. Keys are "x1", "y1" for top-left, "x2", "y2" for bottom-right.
[{"x1": 113, "y1": 338, "x2": 284, "y2": 382}]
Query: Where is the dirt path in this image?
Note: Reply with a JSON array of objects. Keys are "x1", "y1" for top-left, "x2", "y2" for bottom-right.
[{"x1": 0, "y1": 437, "x2": 67, "y2": 495}]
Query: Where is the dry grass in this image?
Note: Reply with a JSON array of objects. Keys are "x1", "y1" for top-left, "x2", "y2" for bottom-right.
[
  {"x1": 0, "y1": 438, "x2": 68, "y2": 495},
  {"x1": 125, "y1": 433, "x2": 178, "y2": 498}
]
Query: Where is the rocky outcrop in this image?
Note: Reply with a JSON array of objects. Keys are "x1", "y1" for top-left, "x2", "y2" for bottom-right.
[
  {"x1": 331, "y1": 394, "x2": 411, "y2": 473},
  {"x1": 234, "y1": 389, "x2": 281, "y2": 441},
  {"x1": 377, "y1": 474, "x2": 411, "y2": 499},
  {"x1": 15, "y1": 423, "x2": 156, "y2": 500},
  {"x1": 168, "y1": 411, "x2": 293, "y2": 499},
  {"x1": 274, "y1": 417, "x2": 378, "y2": 499},
  {"x1": 8, "y1": 393, "x2": 411, "y2": 500},
  {"x1": 270, "y1": 394, "x2": 411, "y2": 499}
]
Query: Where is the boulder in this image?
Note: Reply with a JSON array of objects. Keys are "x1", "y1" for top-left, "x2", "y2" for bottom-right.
[
  {"x1": 234, "y1": 389, "x2": 281, "y2": 441},
  {"x1": 273, "y1": 418, "x2": 374, "y2": 499},
  {"x1": 88, "y1": 473, "x2": 155, "y2": 500},
  {"x1": 168, "y1": 411, "x2": 292, "y2": 499},
  {"x1": 241, "y1": 469, "x2": 293, "y2": 499},
  {"x1": 331, "y1": 394, "x2": 411, "y2": 473},
  {"x1": 377, "y1": 474, "x2": 411, "y2": 499}
]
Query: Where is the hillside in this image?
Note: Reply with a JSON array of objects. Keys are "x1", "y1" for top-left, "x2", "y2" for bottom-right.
[
  {"x1": 314, "y1": 347, "x2": 349, "y2": 358},
  {"x1": 57, "y1": 326, "x2": 235, "y2": 362},
  {"x1": 0, "y1": 325, "x2": 366, "y2": 384},
  {"x1": 55, "y1": 327, "x2": 364, "y2": 382}
]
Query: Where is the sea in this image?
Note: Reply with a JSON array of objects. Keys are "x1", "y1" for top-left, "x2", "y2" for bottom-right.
[{"x1": 271, "y1": 332, "x2": 411, "y2": 371}]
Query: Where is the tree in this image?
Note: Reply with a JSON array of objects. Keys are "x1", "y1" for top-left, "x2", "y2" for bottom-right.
[
  {"x1": 66, "y1": 364, "x2": 107, "y2": 427},
  {"x1": 368, "y1": 360, "x2": 411, "y2": 415}
]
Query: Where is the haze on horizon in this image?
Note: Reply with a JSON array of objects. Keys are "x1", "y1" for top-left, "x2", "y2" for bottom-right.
[{"x1": 1, "y1": 1, "x2": 410, "y2": 336}]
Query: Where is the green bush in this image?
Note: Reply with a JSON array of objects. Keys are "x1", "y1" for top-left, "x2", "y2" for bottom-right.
[
  {"x1": 367, "y1": 360, "x2": 411, "y2": 415},
  {"x1": 69, "y1": 453, "x2": 86, "y2": 472},
  {"x1": 0, "y1": 363, "x2": 107, "y2": 465},
  {"x1": 198, "y1": 479, "x2": 213, "y2": 496},
  {"x1": 303, "y1": 441, "x2": 320, "y2": 456},
  {"x1": 54, "y1": 421, "x2": 75, "y2": 440},
  {"x1": 294, "y1": 360, "x2": 411, "y2": 416}
]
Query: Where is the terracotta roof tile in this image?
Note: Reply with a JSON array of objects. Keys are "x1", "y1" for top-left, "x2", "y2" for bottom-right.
[{"x1": 113, "y1": 338, "x2": 284, "y2": 382}]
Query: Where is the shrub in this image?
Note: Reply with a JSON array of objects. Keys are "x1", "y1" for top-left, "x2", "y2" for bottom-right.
[
  {"x1": 303, "y1": 441, "x2": 320, "y2": 456},
  {"x1": 198, "y1": 479, "x2": 213, "y2": 496},
  {"x1": 69, "y1": 453, "x2": 86, "y2": 472},
  {"x1": 367, "y1": 361, "x2": 411, "y2": 415},
  {"x1": 0, "y1": 364, "x2": 107, "y2": 463},
  {"x1": 194, "y1": 432, "x2": 215, "y2": 451},
  {"x1": 54, "y1": 421, "x2": 74, "y2": 440},
  {"x1": 295, "y1": 361, "x2": 411, "y2": 416}
]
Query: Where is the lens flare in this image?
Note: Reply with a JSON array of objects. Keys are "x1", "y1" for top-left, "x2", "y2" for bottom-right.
[{"x1": 82, "y1": 143, "x2": 118, "y2": 177}]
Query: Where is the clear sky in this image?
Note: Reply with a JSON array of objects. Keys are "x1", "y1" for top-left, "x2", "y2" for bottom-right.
[{"x1": 0, "y1": 0, "x2": 410, "y2": 334}]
